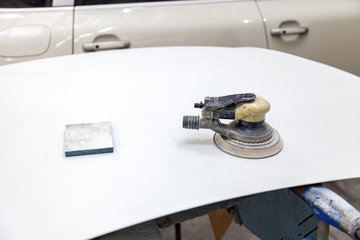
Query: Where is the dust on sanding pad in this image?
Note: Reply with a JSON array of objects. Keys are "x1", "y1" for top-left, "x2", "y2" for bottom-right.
[{"x1": 64, "y1": 122, "x2": 113, "y2": 157}]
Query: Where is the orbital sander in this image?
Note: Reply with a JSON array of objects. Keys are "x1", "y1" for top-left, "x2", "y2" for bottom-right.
[{"x1": 183, "y1": 93, "x2": 283, "y2": 159}]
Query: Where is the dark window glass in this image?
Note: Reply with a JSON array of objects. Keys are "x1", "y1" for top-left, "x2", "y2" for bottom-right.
[
  {"x1": 75, "y1": 0, "x2": 178, "y2": 5},
  {"x1": 0, "y1": 0, "x2": 52, "y2": 8}
]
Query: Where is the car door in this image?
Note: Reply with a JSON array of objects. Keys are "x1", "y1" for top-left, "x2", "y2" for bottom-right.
[
  {"x1": 73, "y1": 0, "x2": 266, "y2": 54},
  {"x1": 256, "y1": 0, "x2": 360, "y2": 76},
  {"x1": 0, "y1": 0, "x2": 73, "y2": 66}
]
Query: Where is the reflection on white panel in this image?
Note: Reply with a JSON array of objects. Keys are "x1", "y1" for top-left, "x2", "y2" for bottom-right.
[{"x1": 53, "y1": 0, "x2": 74, "y2": 7}]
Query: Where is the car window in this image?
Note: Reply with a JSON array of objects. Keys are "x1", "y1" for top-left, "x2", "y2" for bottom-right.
[
  {"x1": 0, "y1": 0, "x2": 52, "y2": 8},
  {"x1": 75, "y1": 0, "x2": 177, "y2": 5}
]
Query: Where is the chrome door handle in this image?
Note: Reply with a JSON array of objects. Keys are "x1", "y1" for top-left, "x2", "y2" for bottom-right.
[
  {"x1": 83, "y1": 40, "x2": 130, "y2": 52},
  {"x1": 271, "y1": 27, "x2": 309, "y2": 36}
]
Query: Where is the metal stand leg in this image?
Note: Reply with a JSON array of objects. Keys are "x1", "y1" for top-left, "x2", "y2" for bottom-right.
[
  {"x1": 175, "y1": 223, "x2": 181, "y2": 240},
  {"x1": 317, "y1": 220, "x2": 329, "y2": 240}
]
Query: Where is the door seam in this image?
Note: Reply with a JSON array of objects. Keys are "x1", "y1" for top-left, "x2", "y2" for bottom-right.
[{"x1": 255, "y1": 0, "x2": 269, "y2": 49}]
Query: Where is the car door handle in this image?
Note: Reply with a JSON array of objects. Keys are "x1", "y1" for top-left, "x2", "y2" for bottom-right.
[
  {"x1": 83, "y1": 40, "x2": 130, "y2": 52},
  {"x1": 271, "y1": 27, "x2": 309, "y2": 36}
]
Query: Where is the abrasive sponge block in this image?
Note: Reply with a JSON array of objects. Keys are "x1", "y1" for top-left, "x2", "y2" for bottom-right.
[{"x1": 64, "y1": 122, "x2": 113, "y2": 157}]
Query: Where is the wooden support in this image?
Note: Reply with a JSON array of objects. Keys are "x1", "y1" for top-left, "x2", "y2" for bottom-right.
[{"x1": 208, "y1": 209, "x2": 233, "y2": 240}]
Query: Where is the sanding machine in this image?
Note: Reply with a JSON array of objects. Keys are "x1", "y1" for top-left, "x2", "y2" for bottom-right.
[{"x1": 183, "y1": 93, "x2": 283, "y2": 159}]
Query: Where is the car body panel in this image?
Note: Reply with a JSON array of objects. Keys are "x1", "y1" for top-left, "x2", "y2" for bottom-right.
[
  {"x1": 0, "y1": 25, "x2": 51, "y2": 57},
  {"x1": 0, "y1": 47, "x2": 360, "y2": 239},
  {"x1": 73, "y1": 0, "x2": 267, "y2": 54},
  {"x1": 0, "y1": 0, "x2": 359, "y2": 77},
  {"x1": 257, "y1": 0, "x2": 360, "y2": 76},
  {"x1": 0, "y1": 7, "x2": 73, "y2": 65}
]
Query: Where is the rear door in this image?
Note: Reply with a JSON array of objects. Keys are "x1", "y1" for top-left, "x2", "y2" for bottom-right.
[
  {"x1": 257, "y1": 0, "x2": 360, "y2": 76},
  {"x1": 73, "y1": 0, "x2": 267, "y2": 54},
  {"x1": 0, "y1": 1, "x2": 73, "y2": 66}
]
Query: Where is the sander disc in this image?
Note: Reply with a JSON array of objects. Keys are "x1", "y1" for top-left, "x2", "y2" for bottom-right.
[{"x1": 213, "y1": 129, "x2": 283, "y2": 159}]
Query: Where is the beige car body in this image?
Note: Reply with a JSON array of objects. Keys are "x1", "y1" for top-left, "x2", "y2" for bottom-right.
[
  {"x1": 0, "y1": 7, "x2": 73, "y2": 65},
  {"x1": 0, "y1": 0, "x2": 359, "y2": 76}
]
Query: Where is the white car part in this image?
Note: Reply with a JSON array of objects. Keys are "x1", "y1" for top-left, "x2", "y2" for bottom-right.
[{"x1": 0, "y1": 47, "x2": 360, "y2": 240}]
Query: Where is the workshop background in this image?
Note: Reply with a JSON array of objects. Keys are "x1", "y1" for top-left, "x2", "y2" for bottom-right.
[
  {"x1": 1, "y1": 1, "x2": 360, "y2": 240},
  {"x1": 159, "y1": 179, "x2": 360, "y2": 240}
]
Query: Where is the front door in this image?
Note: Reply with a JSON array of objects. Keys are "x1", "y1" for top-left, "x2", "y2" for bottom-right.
[{"x1": 73, "y1": 0, "x2": 267, "y2": 54}]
